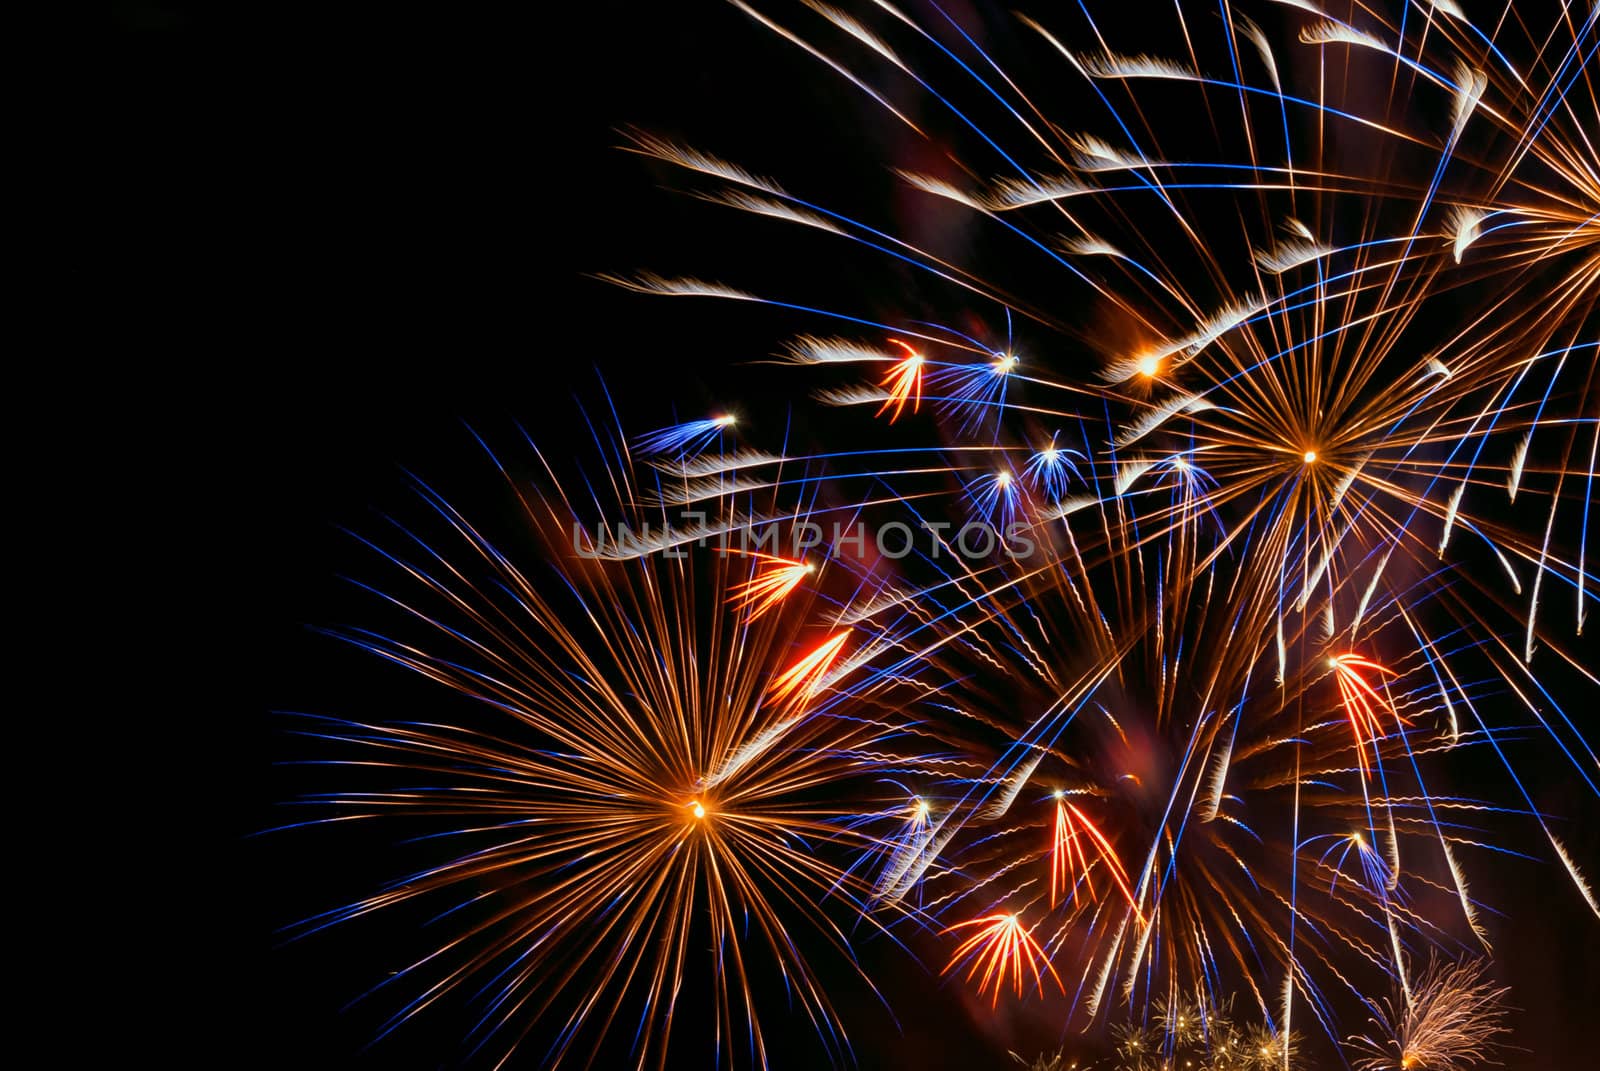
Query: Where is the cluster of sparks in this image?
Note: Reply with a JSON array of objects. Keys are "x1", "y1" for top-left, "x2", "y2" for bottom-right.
[
  {"x1": 943, "y1": 912, "x2": 1064, "y2": 1008},
  {"x1": 281, "y1": 1, "x2": 1595, "y2": 1068},
  {"x1": 1051, "y1": 792, "x2": 1139, "y2": 917}
]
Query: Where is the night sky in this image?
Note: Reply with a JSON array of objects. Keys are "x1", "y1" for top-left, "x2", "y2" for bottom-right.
[{"x1": 100, "y1": 1, "x2": 1599, "y2": 1066}]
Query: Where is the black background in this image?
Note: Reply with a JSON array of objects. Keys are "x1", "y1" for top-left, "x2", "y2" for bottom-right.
[{"x1": 100, "y1": 1, "x2": 1598, "y2": 1067}]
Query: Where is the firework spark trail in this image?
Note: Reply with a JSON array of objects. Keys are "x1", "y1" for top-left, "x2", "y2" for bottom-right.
[
  {"x1": 877, "y1": 339, "x2": 926, "y2": 422},
  {"x1": 1328, "y1": 654, "x2": 1407, "y2": 777},
  {"x1": 724, "y1": 551, "x2": 817, "y2": 622},
  {"x1": 1050, "y1": 793, "x2": 1141, "y2": 915}
]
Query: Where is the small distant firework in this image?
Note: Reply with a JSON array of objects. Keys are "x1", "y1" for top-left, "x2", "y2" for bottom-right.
[
  {"x1": 1103, "y1": 994, "x2": 1293, "y2": 1070},
  {"x1": 1348, "y1": 957, "x2": 1511, "y2": 1071}
]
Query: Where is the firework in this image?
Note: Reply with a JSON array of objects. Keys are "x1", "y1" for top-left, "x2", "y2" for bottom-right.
[
  {"x1": 283, "y1": 0, "x2": 1600, "y2": 1064},
  {"x1": 279, "y1": 432, "x2": 914, "y2": 1069}
]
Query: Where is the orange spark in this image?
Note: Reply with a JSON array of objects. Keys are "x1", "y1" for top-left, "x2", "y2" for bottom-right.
[
  {"x1": 725, "y1": 551, "x2": 814, "y2": 622},
  {"x1": 766, "y1": 630, "x2": 850, "y2": 707},
  {"x1": 1051, "y1": 795, "x2": 1140, "y2": 915},
  {"x1": 941, "y1": 912, "x2": 1064, "y2": 1006},
  {"x1": 876, "y1": 338, "x2": 924, "y2": 423},
  {"x1": 1329, "y1": 653, "x2": 1407, "y2": 777}
]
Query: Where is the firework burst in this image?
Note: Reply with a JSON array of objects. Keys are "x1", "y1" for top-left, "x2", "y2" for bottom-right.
[{"x1": 278, "y1": 432, "x2": 917, "y2": 1069}]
